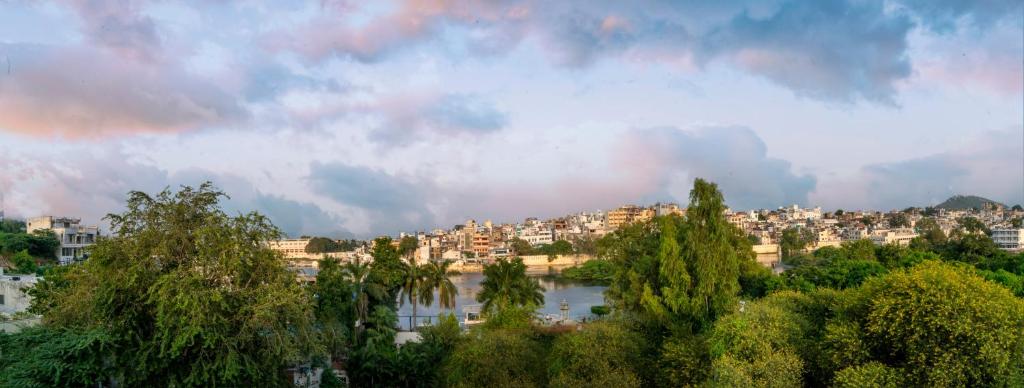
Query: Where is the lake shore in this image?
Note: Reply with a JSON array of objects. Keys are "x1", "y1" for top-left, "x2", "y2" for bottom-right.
[{"x1": 449, "y1": 254, "x2": 593, "y2": 273}]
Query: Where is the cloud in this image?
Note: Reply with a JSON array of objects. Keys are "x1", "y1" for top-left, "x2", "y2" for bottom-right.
[
  {"x1": 699, "y1": 0, "x2": 913, "y2": 103},
  {"x1": 0, "y1": 43, "x2": 246, "y2": 138},
  {"x1": 616, "y1": 126, "x2": 817, "y2": 210},
  {"x1": 0, "y1": 148, "x2": 347, "y2": 238},
  {"x1": 61, "y1": 0, "x2": 163, "y2": 61},
  {"x1": 896, "y1": 0, "x2": 1023, "y2": 32},
  {"x1": 272, "y1": 0, "x2": 921, "y2": 103},
  {"x1": 308, "y1": 161, "x2": 436, "y2": 234},
  {"x1": 812, "y1": 127, "x2": 1024, "y2": 209},
  {"x1": 369, "y1": 93, "x2": 507, "y2": 146}
]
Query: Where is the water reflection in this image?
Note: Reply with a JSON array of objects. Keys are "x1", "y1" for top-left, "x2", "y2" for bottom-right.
[{"x1": 395, "y1": 266, "x2": 607, "y2": 329}]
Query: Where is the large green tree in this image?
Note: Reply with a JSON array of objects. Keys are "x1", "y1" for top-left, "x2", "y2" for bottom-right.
[
  {"x1": 608, "y1": 178, "x2": 749, "y2": 332},
  {"x1": 420, "y1": 260, "x2": 461, "y2": 312},
  {"x1": 24, "y1": 183, "x2": 321, "y2": 386},
  {"x1": 477, "y1": 258, "x2": 545, "y2": 315}
]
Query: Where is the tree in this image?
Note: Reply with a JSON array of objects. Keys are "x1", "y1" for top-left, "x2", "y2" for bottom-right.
[
  {"x1": 9, "y1": 250, "x2": 37, "y2": 275},
  {"x1": 443, "y1": 328, "x2": 548, "y2": 387},
  {"x1": 398, "y1": 235, "x2": 419, "y2": 259},
  {"x1": 956, "y1": 216, "x2": 989, "y2": 235},
  {"x1": 0, "y1": 219, "x2": 25, "y2": 234},
  {"x1": 1013, "y1": 204, "x2": 1023, "y2": 211},
  {"x1": 305, "y1": 236, "x2": 360, "y2": 254},
  {"x1": 0, "y1": 326, "x2": 114, "y2": 386},
  {"x1": 603, "y1": 178, "x2": 751, "y2": 333},
  {"x1": 913, "y1": 217, "x2": 946, "y2": 248},
  {"x1": 25, "y1": 183, "x2": 321, "y2": 386},
  {"x1": 780, "y1": 227, "x2": 812, "y2": 260},
  {"x1": 400, "y1": 262, "x2": 425, "y2": 328},
  {"x1": 886, "y1": 213, "x2": 910, "y2": 228},
  {"x1": 477, "y1": 258, "x2": 545, "y2": 315},
  {"x1": 420, "y1": 260, "x2": 460, "y2": 312},
  {"x1": 343, "y1": 260, "x2": 384, "y2": 328},
  {"x1": 547, "y1": 321, "x2": 649, "y2": 387},
  {"x1": 849, "y1": 261, "x2": 1024, "y2": 386},
  {"x1": 369, "y1": 237, "x2": 406, "y2": 309},
  {"x1": 706, "y1": 291, "x2": 811, "y2": 387},
  {"x1": 313, "y1": 257, "x2": 356, "y2": 359},
  {"x1": 571, "y1": 235, "x2": 598, "y2": 255},
  {"x1": 510, "y1": 237, "x2": 534, "y2": 256}
]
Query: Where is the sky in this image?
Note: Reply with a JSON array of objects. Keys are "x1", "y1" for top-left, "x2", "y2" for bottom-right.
[{"x1": 0, "y1": 0, "x2": 1021, "y2": 238}]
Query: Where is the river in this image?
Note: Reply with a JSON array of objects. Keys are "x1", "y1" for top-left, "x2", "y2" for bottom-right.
[{"x1": 395, "y1": 266, "x2": 608, "y2": 330}]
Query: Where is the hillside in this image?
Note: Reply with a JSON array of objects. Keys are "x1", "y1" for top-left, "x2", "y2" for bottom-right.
[{"x1": 935, "y1": 195, "x2": 1004, "y2": 210}]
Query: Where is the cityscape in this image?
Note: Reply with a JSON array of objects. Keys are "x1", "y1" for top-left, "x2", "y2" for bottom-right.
[{"x1": 1, "y1": 0, "x2": 1022, "y2": 387}]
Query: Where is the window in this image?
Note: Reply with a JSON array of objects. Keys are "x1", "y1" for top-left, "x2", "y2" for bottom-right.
[{"x1": 0, "y1": 294, "x2": 5, "y2": 305}]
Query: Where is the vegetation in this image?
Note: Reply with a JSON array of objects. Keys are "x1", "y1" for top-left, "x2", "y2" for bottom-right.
[
  {"x1": 305, "y1": 237, "x2": 362, "y2": 253},
  {"x1": 935, "y1": 194, "x2": 1004, "y2": 210},
  {"x1": 0, "y1": 229, "x2": 60, "y2": 261},
  {"x1": 7, "y1": 183, "x2": 321, "y2": 386},
  {"x1": 4, "y1": 179, "x2": 1023, "y2": 387},
  {"x1": 477, "y1": 258, "x2": 545, "y2": 315},
  {"x1": 560, "y1": 259, "x2": 614, "y2": 283}
]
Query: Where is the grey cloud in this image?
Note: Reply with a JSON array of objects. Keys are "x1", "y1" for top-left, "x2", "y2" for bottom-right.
[
  {"x1": 276, "y1": 0, "x2": 1019, "y2": 104},
  {"x1": 897, "y1": 0, "x2": 1023, "y2": 32},
  {"x1": 243, "y1": 61, "x2": 345, "y2": 102},
  {"x1": 308, "y1": 162, "x2": 436, "y2": 234},
  {"x1": 369, "y1": 94, "x2": 507, "y2": 146},
  {"x1": 621, "y1": 126, "x2": 817, "y2": 210},
  {"x1": 700, "y1": 0, "x2": 912, "y2": 103},
  {"x1": 61, "y1": 0, "x2": 163, "y2": 61}
]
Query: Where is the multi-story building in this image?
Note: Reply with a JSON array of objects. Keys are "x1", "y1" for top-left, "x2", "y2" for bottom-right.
[
  {"x1": 606, "y1": 205, "x2": 654, "y2": 229},
  {"x1": 869, "y1": 228, "x2": 918, "y2": 246},
  {"x1": 268, "y1": 238, "x2": 313, "y2": 259},
  {"x1": 472, "y1": 233, "x2": 491, "y2": 257},
  {"x1": 25, "y1": 216, "x2": 99, "y2": 265},
  {"x1": 991, "y1": 228, "x2": 1024, "y2": 251}
]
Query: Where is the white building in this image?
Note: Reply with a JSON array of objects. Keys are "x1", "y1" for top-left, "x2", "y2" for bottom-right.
[
  {"x1": 0, "y1": 270, "x2": 37, "y2": 315},
  {"x1": 991, "y1": 228, "x2": 1024, "y2": 251},
  {"x1": 518, "y1": 227, "x2": 554, "y2": 246},
  {"x1": 869, "y1": 228, "x2": 918, "y2": 246},
  {"x1": 26, "y1": 216, "x2": 99, "y2": 265}
]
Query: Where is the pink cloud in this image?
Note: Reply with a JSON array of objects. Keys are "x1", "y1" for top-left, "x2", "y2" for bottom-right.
[{"x1": 0, "y1": 44, "x2": 245, "y2": 138}]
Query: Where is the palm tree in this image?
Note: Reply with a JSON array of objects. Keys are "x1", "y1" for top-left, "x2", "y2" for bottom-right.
[
  {"x1": 419, "y1": 260, "x2": 461, "y2": 312},
  {"x1": 400, "y1": 259, "x2": 424, "y2": 328},
  {"x1": 476, "y1": 258, "x2": 545, "y2": 314},
  {"x1": 343, "y1": 260, "x2": 383, "y2": 327}
]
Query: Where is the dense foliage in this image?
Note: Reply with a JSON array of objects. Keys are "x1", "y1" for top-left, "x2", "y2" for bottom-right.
[
  {"x1": 4, "y1": 179, "x2": 1023, "y2": 387},
  {"x1": 559, "y1": 259, "x2": 614, "y2": 282},
  {"x1": 0, "y1": 229, "x2": 60, "y2": 261},
  {"x1": 305, "y1": 237, "x2": 362, "y2": 254},
  {"x1": 6, "y1": 183, "x2": 320, "y2": 386}
]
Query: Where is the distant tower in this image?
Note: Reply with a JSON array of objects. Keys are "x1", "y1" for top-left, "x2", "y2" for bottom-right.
[{"x1": 559, "y1": 299, "x2": 569, "y2": 321}]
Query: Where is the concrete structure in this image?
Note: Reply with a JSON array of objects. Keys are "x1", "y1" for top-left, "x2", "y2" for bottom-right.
[
  {"x1": 0, "y1": 270, "x2": 37, "y2": 315},
  {"x1": 26, "y1": 216, "x2": 99, "y2": 265},
  {"x1": 869, "y1": 228, "x2": 918, "y2": 246},
  {"x1": 991, "y1": 228, "x2": 1024, "y2": 251},
  {"x1": 268, "y1": 238, "x2": 312, "y2": 258},
  {"x1": 606, "y1": 205, "x2": 654, "y2": 229}
]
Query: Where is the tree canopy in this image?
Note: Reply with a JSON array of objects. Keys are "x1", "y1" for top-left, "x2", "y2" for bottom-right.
[{"x1": 13, "y1": 183, "x2": 321, "y2": 386}]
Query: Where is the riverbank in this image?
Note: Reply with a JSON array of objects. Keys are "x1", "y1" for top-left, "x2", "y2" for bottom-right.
[{"x1": 450, "y1": 254, "x2": 593, "y2": 273}]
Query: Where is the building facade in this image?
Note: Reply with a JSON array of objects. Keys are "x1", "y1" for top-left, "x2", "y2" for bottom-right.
[
  {"x1": 25, "y1": 216, "x2": 99, "y2": 265},
  {"x1": 991, "y1": 228, "x2": 1024, "y2": 251}
]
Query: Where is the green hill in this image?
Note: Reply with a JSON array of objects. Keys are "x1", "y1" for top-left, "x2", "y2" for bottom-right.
[{"x1": 934, "y1": 195, "x2": 1004, "y2": 210}]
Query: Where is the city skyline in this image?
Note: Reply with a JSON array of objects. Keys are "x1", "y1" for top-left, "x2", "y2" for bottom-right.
[{"x1": 0, "y1": 1, "x2": 1021, "y2": 238}]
